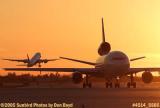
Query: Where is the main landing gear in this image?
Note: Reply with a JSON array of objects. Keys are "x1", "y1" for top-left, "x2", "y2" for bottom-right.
[
  {"x1": 83, "y1": 74, "x2": 92, "y2": 88},
  {"x1": 105, "y1": 82, "x2": 113, "y2": 88},
  {"x1": 114, "y1": 78, "x2": 120, "y2": 88},
  {"x1": 127, "y1": 73, "x2": 136, "y2": 88},
  {"x1": 38, "y1": 63, "x2": 42, "y2": 74},
  {"x1": 106, "y1": 78, "x2": 120, "y2": 88},
  {"x1": 82, "y1": 74, "x2": 137, "y2": 88}
]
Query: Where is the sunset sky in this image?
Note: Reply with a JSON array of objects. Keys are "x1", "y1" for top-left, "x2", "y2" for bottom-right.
[{"x1": 0, "y1": 0, "x2": 160, "y2": 75}]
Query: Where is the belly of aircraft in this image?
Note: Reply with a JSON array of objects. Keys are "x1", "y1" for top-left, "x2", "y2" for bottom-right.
[{"x1": 105, "y1": 64, "x2": 129, "y2": 78}]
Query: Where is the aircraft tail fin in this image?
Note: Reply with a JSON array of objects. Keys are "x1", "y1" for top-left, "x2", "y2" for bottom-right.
[
  {"x1": 27, "y1": 54, "x2": 30, "y2": 62},
  {"x1": 102, "y1": 17, "x2": 106, "y2": 43}
]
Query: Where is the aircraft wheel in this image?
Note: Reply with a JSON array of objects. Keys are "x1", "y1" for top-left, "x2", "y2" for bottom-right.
[
  {"x1": 109, "y1": 83, "x2": 112, "y2": 88},
  {"x1": 83, "y1": 83, "x2": 86, "y2": 88},
  {"x1": 127, "y1": 82, "x2": 131, "y2": 88},
  {"x1": 133, "y1": 82, "x2": 136, "y2": 88},
  {"x1": 118, "y1": 83, "x2": 120, "y2": 88},
  {"x1": 106, "y1": 83, "x2": 109, "y2": 88},
  {"x1": 88, "y1": 83, "x2": 92, "y2": 88},
  {"x1": 115, "y1": 83, "x2": 120, "y2": 88}
]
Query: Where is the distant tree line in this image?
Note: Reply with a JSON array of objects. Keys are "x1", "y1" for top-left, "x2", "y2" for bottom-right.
[
  {"x1": 0, "y1": 72, "x2": 72, "y2": 86},
  {"x1": 0, "y1": 73, "x2": 159, "y2": 87}
]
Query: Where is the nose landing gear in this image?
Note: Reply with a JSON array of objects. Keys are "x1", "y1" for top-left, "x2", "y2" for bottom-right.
[
  {"x1": 83, "y1": 74, "x2": 92, "y2": 88},
  {"x1": 106, "y1": 77, "x2": 120, "y2": 88},
  {"x1": 127, "y1": 73, "x2": 136, "y2": 88}
]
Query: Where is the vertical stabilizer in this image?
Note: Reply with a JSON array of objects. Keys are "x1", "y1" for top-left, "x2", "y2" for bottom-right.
[
  {"x1": 98, "y1": 17, "x2": 111, "y2": 56},
  {"x1": 27, "y1": 54, "x2": 30, "y2": 62},
  {"x1": 102, "y1": 18, "x2": 106, "y2": 43}
]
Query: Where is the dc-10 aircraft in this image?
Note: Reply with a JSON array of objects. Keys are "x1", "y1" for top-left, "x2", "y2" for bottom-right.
[
  {"x1": 4, "y1": 18, "x2": 160, "y2": 88},
  {"x1": 2, "y1": 52, "x2": 58, "y2": 68}
]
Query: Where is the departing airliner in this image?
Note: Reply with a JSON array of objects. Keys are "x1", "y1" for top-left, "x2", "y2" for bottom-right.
[
  {"x1": 4, "y1": 18, "x2": 160, "y2": 88},
  {"x1": 2, "y1": 52, "x2": 58, "y2": 68}
]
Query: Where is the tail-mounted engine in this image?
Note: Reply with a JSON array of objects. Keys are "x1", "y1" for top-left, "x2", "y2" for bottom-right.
[
  {"x1": 98, "y1": 18, "x2": 111, "y2": 56},
  {"x1": 98, "y1": 42, "x2": 111, "y2": 56}
]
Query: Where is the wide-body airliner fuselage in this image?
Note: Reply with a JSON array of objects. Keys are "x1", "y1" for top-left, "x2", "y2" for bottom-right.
[
  {"x1": 2, "y1": 52, "x2": 58, "y2": 68},
  {"x1": 93, "y1": 51, "x2": 129, "y2": 79}
]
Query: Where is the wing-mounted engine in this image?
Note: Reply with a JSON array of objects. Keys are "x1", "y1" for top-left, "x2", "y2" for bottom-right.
[
  {"x1": 142, "y1": 72, "x2": 153, "y2": 83},
  {"x1": 72, "y1": 73, "x2": 83, "y2": 84},
  {"x1": 98, "y1": 18, "x2": 111, "y2": 56},
  {"x1": 43, "y1": 59, "x2": 48, "y2": 63}
]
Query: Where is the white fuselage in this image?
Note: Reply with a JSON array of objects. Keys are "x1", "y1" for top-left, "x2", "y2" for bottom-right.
[
  {"x1": 27, "y1": 53, "x2": 41, "y2": 67},
  {"x1": 95, "y1": 51, "x2": 130, "y2": 79}
]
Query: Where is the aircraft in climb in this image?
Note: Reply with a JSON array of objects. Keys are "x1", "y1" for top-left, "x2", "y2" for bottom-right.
[{"x1": 2, "y1": 52, "x2": 58, "y2": 68}]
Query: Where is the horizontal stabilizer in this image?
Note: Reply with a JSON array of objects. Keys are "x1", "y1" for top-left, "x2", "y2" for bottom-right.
[
  {"x1": 60, "y1": 57, "x2": 96, "y2": 66},
  {"x1": 130, "y1": 56, "x2": 146, "y2": 61}
]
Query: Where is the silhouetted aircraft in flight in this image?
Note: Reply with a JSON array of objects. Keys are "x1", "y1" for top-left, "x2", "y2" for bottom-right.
[
  {"x1": 4, "y1": 18, "x2": 160, "y2": 88},
  {"x1": 2, "y1": 52, "x2": 58, "y2": 68}
]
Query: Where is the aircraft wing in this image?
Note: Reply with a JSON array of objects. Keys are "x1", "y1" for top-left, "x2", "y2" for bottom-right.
[
  {"x1": 3, "y1": 68, "x2": 97, "y2": 74},
  {"x1": 39, "y1": 59, "x2": 59, "y2": 63},
  {"x1": 128, "y1": 67, "x2": 160, "y2": 74},
  {"x1": 130, "y1": 56, "x2": 145, "y2": 61},
  {"x1": 2, "y1": 59, "x2": 28, "y2": 63}
]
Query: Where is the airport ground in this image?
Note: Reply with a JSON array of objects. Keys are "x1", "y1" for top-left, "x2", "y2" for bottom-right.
[{"x1": 0, "y1": 82, "x2": 160, "y2": 108}]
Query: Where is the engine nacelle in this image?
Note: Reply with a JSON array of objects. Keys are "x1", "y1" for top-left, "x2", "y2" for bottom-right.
[
  {"x1": 72, "y1": 73, "x2": 83, "y2": 84},
  {"x1": 142, "y1": 72, "x2": 153, "y2": 83},
  {"x1": 43, "y1": 60, "x2": 48, "y2": 63},
  {"x1": 98, "y1": 42, "x2": 111, "y2": 56}
]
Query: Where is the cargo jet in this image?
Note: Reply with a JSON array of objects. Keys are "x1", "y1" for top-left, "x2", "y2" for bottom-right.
[
  {"x1": 2, "y1": 52, "x2": 58, "y2": 68},
  {"x1": 4, "y1": 18, "x2": 160, "y2": 88}
]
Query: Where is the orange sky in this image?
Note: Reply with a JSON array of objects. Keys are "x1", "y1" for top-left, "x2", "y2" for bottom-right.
[{"x1": 0, "y1": 0, "x2": 160, "y2": 76}]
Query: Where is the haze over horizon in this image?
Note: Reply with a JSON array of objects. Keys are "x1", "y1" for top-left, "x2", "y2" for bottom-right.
[{"x1": 0, "y1": 0, "x2": 160, "y2": 75}]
